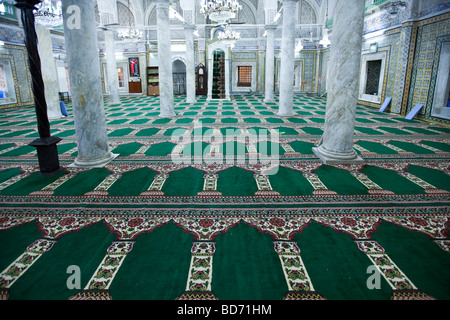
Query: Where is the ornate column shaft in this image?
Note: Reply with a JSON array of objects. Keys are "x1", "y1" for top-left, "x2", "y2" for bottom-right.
[
  {"x1": 178, "y1": 242, "x2": 217, "y2": 300},
  {"x1": 0, "y1": 239, "x2": 56, "y2": 300},
  {"x1": 14, "y1": 0, "x2": 62, "y2": 175},
  {"x1": 313, "y1": 0, "x2": 365, "y2": 164},
  {"x1": 356, "y1": 240, "x2": 434, "y2": 300}
]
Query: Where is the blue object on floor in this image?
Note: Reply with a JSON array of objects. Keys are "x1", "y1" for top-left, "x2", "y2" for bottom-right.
[
  {"x1": 378, "y1": 97, "x2": 391, "y2": 113},
  {"x1": 60, "y1": 101, "x2": 69, "y2": 117},
  {"x1": 405, "y1": 104, "x2": 423, "y2": 120}
]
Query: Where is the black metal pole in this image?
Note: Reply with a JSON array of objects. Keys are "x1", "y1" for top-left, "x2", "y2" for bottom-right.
[{"x1": 15, "y1": 0, "x2": 62, "y2": 175}]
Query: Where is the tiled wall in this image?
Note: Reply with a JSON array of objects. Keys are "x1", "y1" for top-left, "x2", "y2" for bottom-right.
[
  {"x1": 0, "y1": 43, "x2": 33, "y2": 110},
  {"x1": 358, "y1": 12, "x2": 450, "y2": 124},
  {"x1": 407, "y1": 13, "x2": 450, "y2": 123}
]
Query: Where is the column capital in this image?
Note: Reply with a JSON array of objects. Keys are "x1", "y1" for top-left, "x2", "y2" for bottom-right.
[
  {"x1": 265, "y1": 24, "x2": 278, "y2": 31},
  {"x1": 183, "y1": 23, "x2": 196, "y2": 31},
  {"x1": 14, "y1": 0, "x2": 41, "y2": 10},
  {"x1": 154, "y1": 0, "x2": 171, "y2": 5},
  {"x1": 282, "y1": 0, "x2": 300, "y2": 3}
]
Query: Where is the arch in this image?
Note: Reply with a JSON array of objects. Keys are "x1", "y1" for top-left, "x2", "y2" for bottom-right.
[
  {"x1": 237, "y1": 0, "x2": 257, "y2": 24},
  {"x1": 172, "y1": 58, "x2": 187, "y2": 95},
  {"x1": 275, "y1": 0, "x2": 319, "y2": 25},
  {"x1": 207, "y1": 41, "x2": 231, "y2": 61},
  {"x1": 144, "y1": 2, "x2": 157, "y2": 26},
  {"x1": 173, "y1": 59, "x2": 186, "y2": 72},
  {"x1": 117, "y1": 0, "x2": 144, "y2": 25},
  {"x1": 172, "y1": 55, "x2": 187, "y2": 66},
  {"x1": 299, "y1": 0, "x2": 318, "y2": 24},
  {"x1": 117, "y1": 1, "x2": 135, "y2": 26}
]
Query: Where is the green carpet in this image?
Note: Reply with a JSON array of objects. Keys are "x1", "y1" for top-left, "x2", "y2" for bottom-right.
[{"x1": 0, "y1": 94, "x2": 449, "y2": 301}]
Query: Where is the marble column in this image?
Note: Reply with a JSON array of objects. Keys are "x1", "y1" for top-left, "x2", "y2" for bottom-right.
[
  {"x1": 277, "y1": 0, "x2": 298, "y2": 117},
  {"x1": 155, "y1": 0, "x2": 176, "y2": 117},
  {"x1": 207, "y1": 55, "x2": 213, "y2": 100},
  {"x1": 36, "y1": 23, "x2": 63, "y2": 120},
  {"x1": 184, "y1": 24, "x2": 196, "y2": 104},
  {"x1": 313, "y1": 0, "x2": 365, "y2": 164},
  {"x1": 264, "y1": 24, "x2": 277, "y2": 103},
  {"x1": 224, "y1": 53, "x2": 231, "y2": 100},
  {"x1": 62, "y1": 0, "x2": 117, "y2": 168},
  {"x1": 104, "y1": 30, "x2": 120, "y2": 105}
]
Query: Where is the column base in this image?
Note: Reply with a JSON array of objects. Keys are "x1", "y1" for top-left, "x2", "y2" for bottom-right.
[
  {"x1": 197, "y1": 190, "x2": 222, "y2": 197},
  {"x1": 255, "y1": 190, "x2": 281, "y2": 197},
  {"x1": 177, "y1": 291, "x2": 218, "y2": 300},
  {"x1": 140, "y1": 190, "x2": 165, "y2": 197},
  {"x1": 69, "y1": 290, "x2": 112, "y2": 300},
  {"x1": 68, "y1": 152, "x2": 118, "y2": 169},
  {"x1": 47, "y1": 114, "x2": 64, "y2": 120},
  {"x1": 84, "y1": 191, "x2": 109, "y2": 197},
  {"x1": 108, "y1": 98, "x2": 121, "y2": 105},
  {"x1": 264, "y1": 98, "x2": 276, "y2": 104},
  {"x1": 391, "y1": 290, "x2": 434, "y2": 300},
  {"x1": 159, "y1": 111, "x2": 177, "y2": 118},
  {"x1": 313, "y1": 189, "x2": 338, "y2": 196},
  {"x1": 284, "y1": 291, "x2": 326, "y2": 300},
  {"x1": 29, "y1": 136, "x2": 63, "y2": 176},
  {"x1": 0, "y1": 288, "x2": 9, "y2": 300},
  {"x1": 313, "y1": 146, "x2": 365, "y2": 165},
  {"x1": 277, "y1": 111, "x2": 295, "y2": 117}
]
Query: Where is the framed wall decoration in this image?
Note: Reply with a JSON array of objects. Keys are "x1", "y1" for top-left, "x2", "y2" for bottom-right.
[
  {"x1": 129, "y1": 57, "x2": 140, "y2": 77},
  {"x1": 369, "y1": 43, "x2": 378, "y2": 53}
]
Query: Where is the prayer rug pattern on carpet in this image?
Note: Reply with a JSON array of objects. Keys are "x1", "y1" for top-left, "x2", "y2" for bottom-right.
[{"x1": 0, "y1": 95, "x2": 448, "y2": 300}]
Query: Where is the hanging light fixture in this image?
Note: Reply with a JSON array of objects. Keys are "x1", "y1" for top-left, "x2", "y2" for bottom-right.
[
  {"x1": 387, "y1": 1, "x2": 407, "y2": 16},
  {"x1": 118, "y1": 27, "x2": 143, "y2": 42},
  {"x1": 273, "y1": 5, "x2": 284, "y2": 24},
  {"x1": 319, "y1": 28, "x2": 330, "y2": 47},
  {"x1": 33, "y1": 0, "x2": 63, "y2": 27},
  {"x1": 200, "y1": 0, "x2": 242, "y2": 24},
  {"x1": 320, "y1": 0, "x2": 330, "y2": 47},
  {"x1": 296, "y1": 40, "x2": 303, "y2": 52},
  {"x1": 217, "y1": 24, "x2": 240, "y2": 46},
  {"x1": 118, "y1": 0, "x2": 143, "y2": 42}
]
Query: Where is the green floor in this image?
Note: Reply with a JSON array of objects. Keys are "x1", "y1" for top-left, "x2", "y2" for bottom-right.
[{"x1": 0, "y1": 94, "x2": 449, "y2": 300}]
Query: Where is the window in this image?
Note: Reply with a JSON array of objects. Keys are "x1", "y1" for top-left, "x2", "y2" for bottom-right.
[
  {"x1": 117, "y1": 67, "x2": 125, "y2": 88},
  {"x1": 365, "y1": 60, "x2": 382, "y2": 95},
  {"x1": 358, "y1": 51, "x2": 387, "y2": 104},
  {"x1": 238, "y1": 66, "x2": 252, "y2": 87}
]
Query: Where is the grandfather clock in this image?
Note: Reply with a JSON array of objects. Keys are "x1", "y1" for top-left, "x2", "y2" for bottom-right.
[{"x1": 196, "y1": 63, "x2": 207, "y2": 96}]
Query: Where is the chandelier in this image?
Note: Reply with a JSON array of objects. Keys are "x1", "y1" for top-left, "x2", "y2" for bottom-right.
[
  {"x1": 217, "y1": 24, "x2": 240, "y2": 45},
  {"x1": 118, "y1": 27, "x2": 143, "y2": 42},
  {"x1": 200, "y1": 0, "x2": 242, "y2": 24},
  {"x1": 33, "y1": 0, "x2": 63, "y2": 27},
  {"x1": 118, "y1": 0, "x2": 143, "y2": 42},
  {"x1": 387, "y1": 1, "x2": 407, "y2": 16},
  {"x1": 319, "y1": 28, "x2": 330, "y2": 47}
]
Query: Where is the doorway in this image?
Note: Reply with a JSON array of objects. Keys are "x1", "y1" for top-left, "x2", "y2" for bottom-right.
[
  {"x1": 117, "y1": 63, "x2": 129, "y2": 94},
  {"x1": 172, "y1": 60, "x2": 186, "y2": 95},
  {"x1": 212, "y1": 50, "x2": 225, "y2": 99}
]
